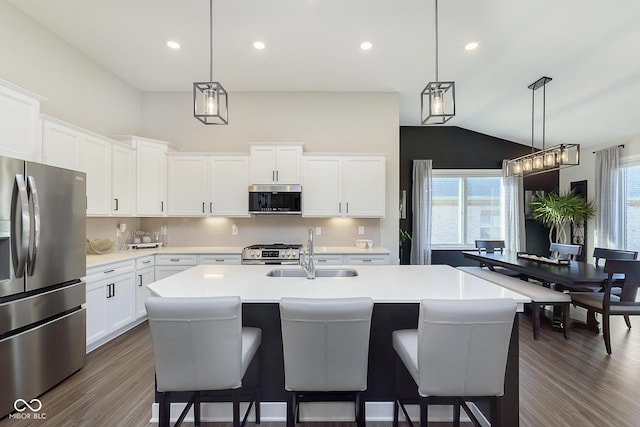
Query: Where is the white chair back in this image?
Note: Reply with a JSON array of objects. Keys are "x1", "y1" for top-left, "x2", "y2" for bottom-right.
[
  {"x1": 146, "y1": 296, "x2": 243, "y2": 392},
  {"x1": 280, "y1": 297, "x2": 374, "y2": 392},
  {"x1": 417, "y1": 298, "x2": 516, "y2": 397}
]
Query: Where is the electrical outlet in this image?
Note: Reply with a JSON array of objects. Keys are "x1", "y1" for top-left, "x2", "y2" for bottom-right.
[
  {"x1": 315, "y1": 227, "x2": 321, "y2": 235},
  {"x1": 231, "y1": 224, "x2": 238, "y2": 235},
  {"x1": 358, "y1": 226, "x2": 365, "y2": 235}
]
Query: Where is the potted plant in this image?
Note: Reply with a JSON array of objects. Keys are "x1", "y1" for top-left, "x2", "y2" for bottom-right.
[
  {"x1": 399, "y1": 229, "x2": 411, "y2": 264},
  {"x1": 530, "y1": 190, "x2": 595, "y2": 244}
]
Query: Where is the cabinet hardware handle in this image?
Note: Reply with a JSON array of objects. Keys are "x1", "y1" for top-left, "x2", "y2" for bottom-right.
[
  {"x1": 106, "y1": 284, "x2": 110, "y2": 298},
  {"x1": 346, "y1": 202, "x2": 349, "y2": 213},
  {"x1": 161, "y1": 201, "x2": 164, "y2": 212},
  {"x1": 362, "y1": 259, "x2": 372, "y2": 262},
  {"x1": 317, "y1": 259, "x2": 327, "y2": 263},
  {"x1": 114, "y1": 198, "x2": 119, "y2": 211},
  {"x1": 138, "y1": 275, "x2": 143, "y2": 287},
  {"x1": 104, "y1": 269, "x2": 115, "y2": 274},
  {"x1": 203, "y1": 202, "x2": 206, "y2": 213},
  {"x1": 215, "y1": 259, "x2": 224, "y2": 262},
  {"x1": 143, "y1": 260, "x2": 151, "y2": 264},
  {"x1": 339, "y1": 202, "x2": 341, "y2": 213},
  {"x1": 170, "y1": 258, "x2": 180, "y2": 262},
  {"x1": 276, "y1": 170, "x2": 279, "y2": 181},
  {"x1": 210, "y1": 202, "x2": 213, "y2": 213},
  {"x1": 272, "y1": 170, "x2": 275, "y2": 181},
  {"x1": 112, "y1": 283, "x2": 116, "y2": 297}
]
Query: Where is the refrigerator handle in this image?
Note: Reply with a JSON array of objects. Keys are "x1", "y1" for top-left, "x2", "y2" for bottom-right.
[
  {"x1": 26, "y1": 176, "x2": 41, "y2": 276},
  {"x1": 10, "y1": 174, "x2": 30, "y2": 278}
]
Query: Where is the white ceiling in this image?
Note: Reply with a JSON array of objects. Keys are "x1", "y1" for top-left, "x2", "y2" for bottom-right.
[{"x1": 8, "y1": 0, "x2": 640, "y2": 147}]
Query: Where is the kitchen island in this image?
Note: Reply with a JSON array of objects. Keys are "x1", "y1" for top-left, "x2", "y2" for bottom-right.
[{"x1": 148, "y1": 264, "x2": 529, "y2": 426}]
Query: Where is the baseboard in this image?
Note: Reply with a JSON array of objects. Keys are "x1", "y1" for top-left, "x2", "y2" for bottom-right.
[{"x1": 149, "y1": 400, "x2": 486, "y2": 424}]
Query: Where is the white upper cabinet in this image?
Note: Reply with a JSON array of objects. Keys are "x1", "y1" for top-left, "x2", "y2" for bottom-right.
[
  {"x1": 343, "y1": 156, "x2": 386, "y2": 217},
  {"x1": 302, "y1": 156, "x2": 342, "y2": 217},
  {"x1": 249, "y1": 143, "x2": 302, "y2": 184},
  {"x1": 302, "y1": 154, "x2": 385, "y2": 218},
  {"x1": 42, "y1": 116, "x2": 116, "y2": 216},
  {"x1": 111, "y1": 143, "x2": 135, "y2": 215},
  {"x1": 210, "y1": 156, "x2": 249, "y2": 216},
  {"x1": 167, "y1": 154, "x2": 249, "y2": 217},
  {"x1": 79, "y1": 134, "x2": 112, "y2": 215},
  {"x1": 112, "y1": 136, "x2": 172, "y2": 216},
  {"x1": 0, "y1": 80, "x2": 43, "y2": 162},
  {"x1": 167, "y1": 155, "x2": 208, "y2": 216},
  {"x1": 42, "y1": 119, "x2": 81, "y2": 170}
]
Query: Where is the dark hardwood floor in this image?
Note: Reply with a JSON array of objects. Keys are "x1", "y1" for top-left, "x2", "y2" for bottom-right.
[{"x1": 1, "y1": 312, "x2": 639, "y2": 427}]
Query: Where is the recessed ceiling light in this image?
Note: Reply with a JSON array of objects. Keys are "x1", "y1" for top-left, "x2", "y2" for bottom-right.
[
  {"x1": 253, "y1": 41, "x2": 266, "y2": 50},
  {"x1": 464, "y1": 41, "x2": 479, "y2": 51},
  {"x1": 360, "y1": 41, "x2": 373, "y2": 50},
  {"x1": 166, "y1": 40, "x2": 181, "y2": 49}
]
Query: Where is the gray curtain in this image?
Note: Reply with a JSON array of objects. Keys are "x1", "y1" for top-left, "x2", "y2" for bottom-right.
[
  {"x1": 410, "y1": 160, "x2": 432, "y2": 265},
  {"x1": 502, "y1": 160, "x2": 526, "y2": 252},
  {"x1": 594, "y1": 146, "x2": 623, "y2": 248}
]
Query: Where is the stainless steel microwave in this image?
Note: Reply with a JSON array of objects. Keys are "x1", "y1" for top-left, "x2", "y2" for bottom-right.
[{"x1": 248, "y1": 184, "x2": 302, "y2": 214}]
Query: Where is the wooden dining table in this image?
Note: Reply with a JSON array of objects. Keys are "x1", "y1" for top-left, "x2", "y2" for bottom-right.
[{"x1": 462, "y1": 250, "x2": 609, "y2": 330}]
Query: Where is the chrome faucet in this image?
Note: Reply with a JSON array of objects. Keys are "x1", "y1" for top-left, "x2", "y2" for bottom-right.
[{"x1": 300, "y1": 228, "x2": 315, "y2": 279}]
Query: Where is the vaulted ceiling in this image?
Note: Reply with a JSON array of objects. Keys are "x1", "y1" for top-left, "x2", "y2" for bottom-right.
[{"x1": 8, "y1": 0, "x2": 640, "y2": 147}]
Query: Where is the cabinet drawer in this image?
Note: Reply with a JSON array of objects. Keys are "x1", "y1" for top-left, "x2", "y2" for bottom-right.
[
  {"x1": 136, "y1": 256, "x2": 155, "y2": 269},
  {"x1": 197, "y1": 254, "x2": 241, "y2": 265},
  {"x1": 314, "y1": 255, "x2": 344, "y2": 265},
  {"x1": 155, "y1": 255, "x2": 197, "y2": 266},
  {"x1": 345, "y1": 254, "x2": 389, "y2": 265},
  {"x1": 86, "y1": 260, "x2": 135, "y2": 282}
]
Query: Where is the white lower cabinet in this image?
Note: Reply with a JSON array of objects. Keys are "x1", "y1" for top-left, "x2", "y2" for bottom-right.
[
  {"x1": 85, "y1": 260, "x2": 136, "y2": 351},
  {"x1": 135, "y1": 256, "x2": 155, "y2": 319},
  {"x1": 155, "y1": 254, "x2": 197, "y2": 280},
  {"x1": 345, "y1": 254, "x2": 390, "y2": 264},
  {"x1": 197, "y1": 254, "x2": 242, "y2": 265},
  {"x1": 314, "y1": 254, "x2": 345, "y2": 265}
]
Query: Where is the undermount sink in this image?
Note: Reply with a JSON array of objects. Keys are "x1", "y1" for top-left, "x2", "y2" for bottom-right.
[{"x1": 266, "y1": 268, "x2": 358, "y2": 278}]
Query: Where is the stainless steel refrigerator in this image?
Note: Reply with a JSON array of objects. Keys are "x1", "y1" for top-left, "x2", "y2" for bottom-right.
[{"x1": 0, "y1": 156, "x2": 87, "y2": 419}]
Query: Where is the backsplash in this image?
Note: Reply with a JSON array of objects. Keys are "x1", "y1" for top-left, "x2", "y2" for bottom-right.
[{"x1": 87, "y1": 216, "x2": 381, "y2": 249}]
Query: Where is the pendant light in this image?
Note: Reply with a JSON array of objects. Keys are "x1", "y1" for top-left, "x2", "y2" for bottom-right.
[
  {"x1": 506, "y1": 76, "x2": 580, "y2": 177},
  {"x1": 421, "y1": 0, "x2": 455, "y2": 125},
  {"x1": 193, "y1": 0, "x2": 228, "y2": 125}
]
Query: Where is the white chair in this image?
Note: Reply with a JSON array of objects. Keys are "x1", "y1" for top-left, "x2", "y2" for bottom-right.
[
  {"x1": 392, "y1": 298, "x2": 516, "y2": 427},
  {"x1": 279, "y1": 297, "x2": 374, "y2": 427},
  {"x1": 146, "y1": 296, "x2": 261, "y2": 427}
]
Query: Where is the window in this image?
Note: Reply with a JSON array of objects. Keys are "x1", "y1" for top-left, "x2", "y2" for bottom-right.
[
  {"x1": 431, "y1": 170, "x2": 504, "y2": 248},
  {"x1": 623, "y1": 161, "x2": 640, "y2": 253}
]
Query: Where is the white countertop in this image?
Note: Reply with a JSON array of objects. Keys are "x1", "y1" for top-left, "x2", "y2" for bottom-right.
[
  {"x1": 86, "y1": 246, "x2": 390, "y2": 268},
  {"x1": 147, "y1": 264, "x2": 530, "y2": 308}
]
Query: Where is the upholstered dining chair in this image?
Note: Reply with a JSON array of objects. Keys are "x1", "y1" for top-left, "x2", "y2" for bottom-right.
[
  {"x1": 146, "y1": 296, "x2": 261, "y2": 427},
  {"x1": 549, "y1": 243, "x2": 582, "y2": 260},
  {"x1": 570, "y1": 259, "x2": 640, "y2": 354},
  {"x1": 392, "y1": 298, "x2": 516, "y2": 427},
  {"x1": 474, "y1": 240, "x2": 520, "y2": 277},
  {"x1": 279, "y1": 297, "x2": 374, "y2": 427}
]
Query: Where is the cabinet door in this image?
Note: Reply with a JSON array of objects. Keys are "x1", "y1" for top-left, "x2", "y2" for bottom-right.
[
  {"x1": 112, "y1": 144, "x2": 134, "y2": 215},
  {"x1": 0, "y1": 83, "x2": 42, "y2": 161},
  {"x1": 107, "y1": 274, "x2": 136, "y2": 332},
  {"x1": 85, "y1": 280, "x2": 109, "y2": 347},
  {"x1": 135, "y1": 267, "x2": 155, "y2": 318},
  {"x1": 80, "y1": 135, "x2": 112, "y2": 215},
  {"x1": 275, "y1": 146, "x2": 301, "y2": 184},
  {"x1": 168, "y1": 155, "x2": 208, "y2": 215},
  {"x1": 136, "y1": 140, "x2": 167, "y2": 215},
  {"x1": 302, "y1": 156, "x2": 342, "y2": 217},
  {"x1": 249, "y1": 146, "x2": 277, "y2": 184},
  {"x1": 343, "y1": 157, "x2": 386, "y2": 217},
  {"x1": 42, "y1": 120, "x2": 80, "y2": 170},
  {"x1": 210, "y1": 156, "x2": 249, "y2": 216}
]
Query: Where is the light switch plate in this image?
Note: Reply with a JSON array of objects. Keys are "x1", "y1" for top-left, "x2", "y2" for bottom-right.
[
  {"x1": 231, "y1": 224, "x2": 238, "y2": 235},
  {"x1": 315, "y1": 227, "x2": 321, "y2": 235},
  {"x1": 358, "y1": 226, "x2": 365, "y2": 235}
]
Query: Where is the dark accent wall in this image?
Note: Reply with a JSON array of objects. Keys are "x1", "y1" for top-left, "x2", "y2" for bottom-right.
[{"x1": 400, "y1": 126, "x2": 558, "y2": 265}]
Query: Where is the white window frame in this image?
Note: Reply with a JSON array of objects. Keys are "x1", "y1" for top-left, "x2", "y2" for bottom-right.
[
  {"x1": 620, "y1": 154, "x2": 640, "y2": 251},
  {"x1": 431, "y1": 169, "x2": 505, "y2": 250}
]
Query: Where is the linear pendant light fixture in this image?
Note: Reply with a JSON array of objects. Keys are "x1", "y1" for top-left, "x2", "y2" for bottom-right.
[
  {"x1": 506, "y1": 76, "x2": 579, "y2": 177},
  {"x1": 193, "y1": 0, "x2": 228, "y2": 125},
  {"x1": 421, "y1": 0, "x2": 455, "y2": 125}
]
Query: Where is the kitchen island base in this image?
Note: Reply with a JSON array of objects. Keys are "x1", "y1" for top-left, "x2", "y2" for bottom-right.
[{"x1": 152, "y1": 303, "x2": 519, "y2": 426}]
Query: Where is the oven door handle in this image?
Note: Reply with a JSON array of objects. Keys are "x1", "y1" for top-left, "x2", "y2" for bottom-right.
[{"x1": 10, "y1": 174, "x2": 30, "y2": 278}]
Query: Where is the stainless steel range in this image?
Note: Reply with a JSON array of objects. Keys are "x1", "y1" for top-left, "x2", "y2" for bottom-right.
[{"x1": 242, "y1": 243, "x2": 302, "y2": 265}]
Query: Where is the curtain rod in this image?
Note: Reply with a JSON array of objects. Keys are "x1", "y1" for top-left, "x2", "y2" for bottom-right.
[{"x1": 593, "y1": 144, "x2": 624, "y2": 154}]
